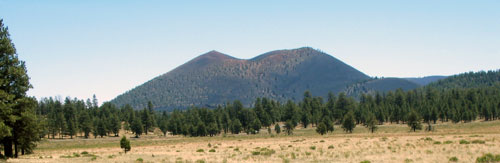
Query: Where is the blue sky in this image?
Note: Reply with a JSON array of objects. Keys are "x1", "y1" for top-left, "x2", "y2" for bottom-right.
[{"x1": 1, "y1": 0, "x2": 499, "y2": 102}]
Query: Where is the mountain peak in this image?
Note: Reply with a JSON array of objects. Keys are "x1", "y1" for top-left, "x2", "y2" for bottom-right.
[{"x1": 198, "y1": 50, "x2": 235, "y2": 60}]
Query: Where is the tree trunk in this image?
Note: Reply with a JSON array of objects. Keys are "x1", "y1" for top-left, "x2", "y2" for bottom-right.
[
  {"x1": 14, "y1": 142, "x2": 18, "y2": 158},
  {"x1": 3, "y1": 138, "x2": 13, "y2": 158}
]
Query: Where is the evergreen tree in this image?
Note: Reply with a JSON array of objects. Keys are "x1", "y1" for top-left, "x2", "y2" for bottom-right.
[
  {"x1": 120, "y1": 136, "x2": 131, "y2": 153},
  {"x1": 207, "y1": 122, "x2": 219, "y2": 137},
  {"x1": 342, "y1": 111, "x2": 356, "y2": 133},
  {"x1": 110, "y1": 115, "x2": 121, "y2": 137},
  {"x1": 230, "y1": 119, "x2": 242, "y2": 134},
  {"x1": 159, "y1": 119, "x2": 168, "y2": 136},
  {"x1": 274, "y1": 123, "x2": 281, "y2": 134},
  {"x1": 0, "y1": 19, "x2": 41, "y2": 157},
  {"x1": 364, "y1": 112, "x2": 378, "y2": 133},
  {"x1": 141, "y1": 108, "x2": 153, "y2": 135},
  {"x1": 407, "y1": 110, "x2": 423, "y2": 132},
  {"x1": 97, "y1": 118, "x2": 107, "y2": 138},
  {"x1": 78, "y1": 111, "x2": 92, "y2": 138},
  {"x1": 316, "y1": 122, "x2": 327, "y2": 135},
  {"x1": 284, "y1": 120, "x2": 294, "y2": 135},
  {"x1": 250, "y1": 119, "x2": 261, "y2": 134},
  {"x1": 131, "y1": 116, "x2": 143, "y2": 138}
]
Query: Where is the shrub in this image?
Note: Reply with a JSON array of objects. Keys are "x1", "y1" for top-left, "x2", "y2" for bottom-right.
[
  {"x1": 328, "y1": 145, "x2": 335, "y2": 149},
  {"x1": 251, "y1": 151, "x2": 260, "y2": 155},
  {"x1": 459, "y1": 140, "x2": 470, "y2": 144},
  {"x1": 443, "y1": 140, "x2": 453, "y2": 144},
  {"x1": 472, "y1": 140, "x2": 485, "y2": 144},
  {"x1": 136, "y1": 158, "x2": 143, "y2": 162},
  {"x1": 476, "y1": 153, "x2": 500, "y2": 163},
  {"x1": 196, "y1": 149, "x2": 204, "y2": 152},
  {"x1": 209, "y1": 149, "x2": 216, "y2": 152},
  {"x1": 449, "y1": 156, "x2": 458, "y2": 162},
  {"x1": 310, "y1": 146, "x2": 316, "y2": 150},
  {"x1": 433, "y1": 141, "x2": 441, "y2": 144},
  {"x1": 81, "y1": 151, "x2": 89, "y2": 155},
  {"x1": 360, "y1": 161, "x2": 371, "y2": 163},
  {"x1": 424, "y1": 137, "x2": 433, "y2": 141},
  {"x1": 195, "y1": 159, "x2": 206, "y2": 163}
]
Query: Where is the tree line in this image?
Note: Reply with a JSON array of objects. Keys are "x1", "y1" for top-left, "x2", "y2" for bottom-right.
[{"x1": 32, "y1": 83, "x2": 500, "y2": 141}]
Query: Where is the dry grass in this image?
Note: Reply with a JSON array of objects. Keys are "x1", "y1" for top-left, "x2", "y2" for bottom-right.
[{"x1": 8, "y1": 120, "x2": 500, "y2": 163}]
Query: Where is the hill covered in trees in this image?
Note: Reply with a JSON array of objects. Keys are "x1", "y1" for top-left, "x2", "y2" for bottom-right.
[
  {"x1": 404, "y1": 76, "x2": 447, "y2": 86},
  {"x1": 111, "y1": 47, "x2": 373, "y2": 110},
  {"x1": 426, "y1": 70, "x2": 500, "y2": 89},
  {"x1": 343, "y1": 78, "x2": 421, "y2": 98},
  {"x1": 111, "y1": 47, "x2": 433, "y2": 111}
]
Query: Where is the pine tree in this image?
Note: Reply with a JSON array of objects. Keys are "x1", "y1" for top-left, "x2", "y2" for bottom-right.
[
  {"x1": 364, "y1": 112, "x2": 378, "y2": 133},
  {"x1": 159, "y1": 119, "x2": 168, "y2": 136},
  {"x1": 316, "y1": 122, "x2": 327, "y2": 135},
  {"x1": 230, "y1": 119, "x2": 242, "y2": 134},
  {"x1": 274, "y1": 123, "x2": 281, "y2": 134},
  {"x1": 342, "y1": 111, "x2": 356, "y2": 133},
  {"x1": 284, "y1": 120, "x2": 294, "y2": 135},
  {"x1": 78, "y1": 111, "x2": 92, "y2": 138},
  {"x1": 110, "y1": 115, "x2": 121, "y2": 137},
  {"x1": 120, "y1": 136, "x2": 131, "y2": 153},
  {"x1": 131, "y1": 117, "x2": 143, "y2": 138},
  {"x1": 407, "y1": 110, "x2": 423, "y2": 132},
  {"x1": 0, "y1": 19, "x2": 41, "y2": 157}
]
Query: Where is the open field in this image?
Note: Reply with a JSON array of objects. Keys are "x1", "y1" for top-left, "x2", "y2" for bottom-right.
[{"x1": 8, "y1": 121, "x2": 500, "y2": 163}]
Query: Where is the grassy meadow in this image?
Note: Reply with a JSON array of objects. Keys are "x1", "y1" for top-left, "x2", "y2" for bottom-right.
[{"x1": 8, "y1": 120, "x2": 500, "y2": 163}]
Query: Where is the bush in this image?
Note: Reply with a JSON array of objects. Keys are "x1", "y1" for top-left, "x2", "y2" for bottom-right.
[
  {"x1": 459, "y1": 140, "x2": 470, "y2": 144},
  {"x1": 136, "y1": 158, "x2": 143, "y2": 162},
  {"x1": 251, "y1": 148, "x2": 275, "y2": 156},
  {"x1": 449, "y1": 156, "x2": 458, "y2": 162},
  {"x1": 81, "y1": 151, "x2": 89, "y2": 155},
  {"x1": 196, "y1": 149, "x2": 204, "y2": 152},
  {"x1": 328, "y1": 145, "x2": 334, "y2": 149},
  {"x1": 476, "y1": 153, "x2": 500, "y2": 163},
  {"x1": 433, "y1": 141, "x2": 441, "y2": 144},
  {"x1": 472, "y1": 140, "x2": 486, "y2": 144},
  {"x1": 443, "y1": 140, "x2": 453, "y2": 144},
  {"x1": 424, "y1": 137, "x2": 433, "y2": 141},
  {"x1": 209, "y1": 149, "x2": 216, "y2": 152},
  {"x1": 309, "y1": 146, "x2": 316, "y2": 150},
  {"x1": 360, "y1": 161, "x2": 371, "y2": 163}
]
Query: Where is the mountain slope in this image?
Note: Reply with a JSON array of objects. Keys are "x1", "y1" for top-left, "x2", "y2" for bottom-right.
[
  {"x1": 343, "y1": 78, "x2": 420, "y2": 98},
  {"x1": 111, "y1": 47, "x2": 370, "y2": 110},
  {"x1": 426, "y1": 70, "x2": 500, "y2": 89},
  {"x1": 404, "y1": 76, "x2": 447, "y2": 86}
]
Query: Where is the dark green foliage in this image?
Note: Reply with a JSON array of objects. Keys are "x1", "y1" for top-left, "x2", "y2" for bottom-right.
[
  {"x1": 31, "y1": 70, "x2": 500, "y2": 141},
  {"x1": 230, "y1": 119, "x2": 242, "y2": 134},
  {"x1": 427, "y1": 70, "x2": 500, "y2": 90},
  {"x1": 274, "y1": 124, "x2": 281, "y2": 134},
  {"x1": 284, "y1": 120, "x2": 294, "y2": 135},
  {"x1": 364, "y1": 112, "x2": 378, "y2": 133},
  {"x1": 342, "y1": 111, "x2": 356, "y2": 133},
  {"x1": 316, "y1": 122, "x2": 327, "y2": 135},
  {"x1": 159, "y1": 119, "x2": 168, "y2": 136},
  {"x1": 0, "y1": 19, "x2": 41, "y2": 158},
  {"x1": 131, "y1": 117, "x2": 143, "y2": 138},
  {"x1": 120, "y1": 136, "x2": 131, "y2": 153},
  {"x1": 407, "y1": 110, "x2": 422, "y2": 132}
]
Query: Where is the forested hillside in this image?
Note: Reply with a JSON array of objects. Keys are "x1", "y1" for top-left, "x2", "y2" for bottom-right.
[
  {"x1": 111, "y1": 47, "x2": 370, "y2": 110},
  {"x1": 343, "y1": 78, "x2": 420, "y2": 98},
  {"x1": 404, "y1": 76, "x2": 447, "y2": 86},
  {"x1": 426, "y1": 70, "x2": 500, "y2": 89}
]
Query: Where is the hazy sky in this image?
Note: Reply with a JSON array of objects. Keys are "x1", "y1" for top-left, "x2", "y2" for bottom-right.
[{"x1": 1, "y1": 0, "x2": 499, "y2": 102}]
